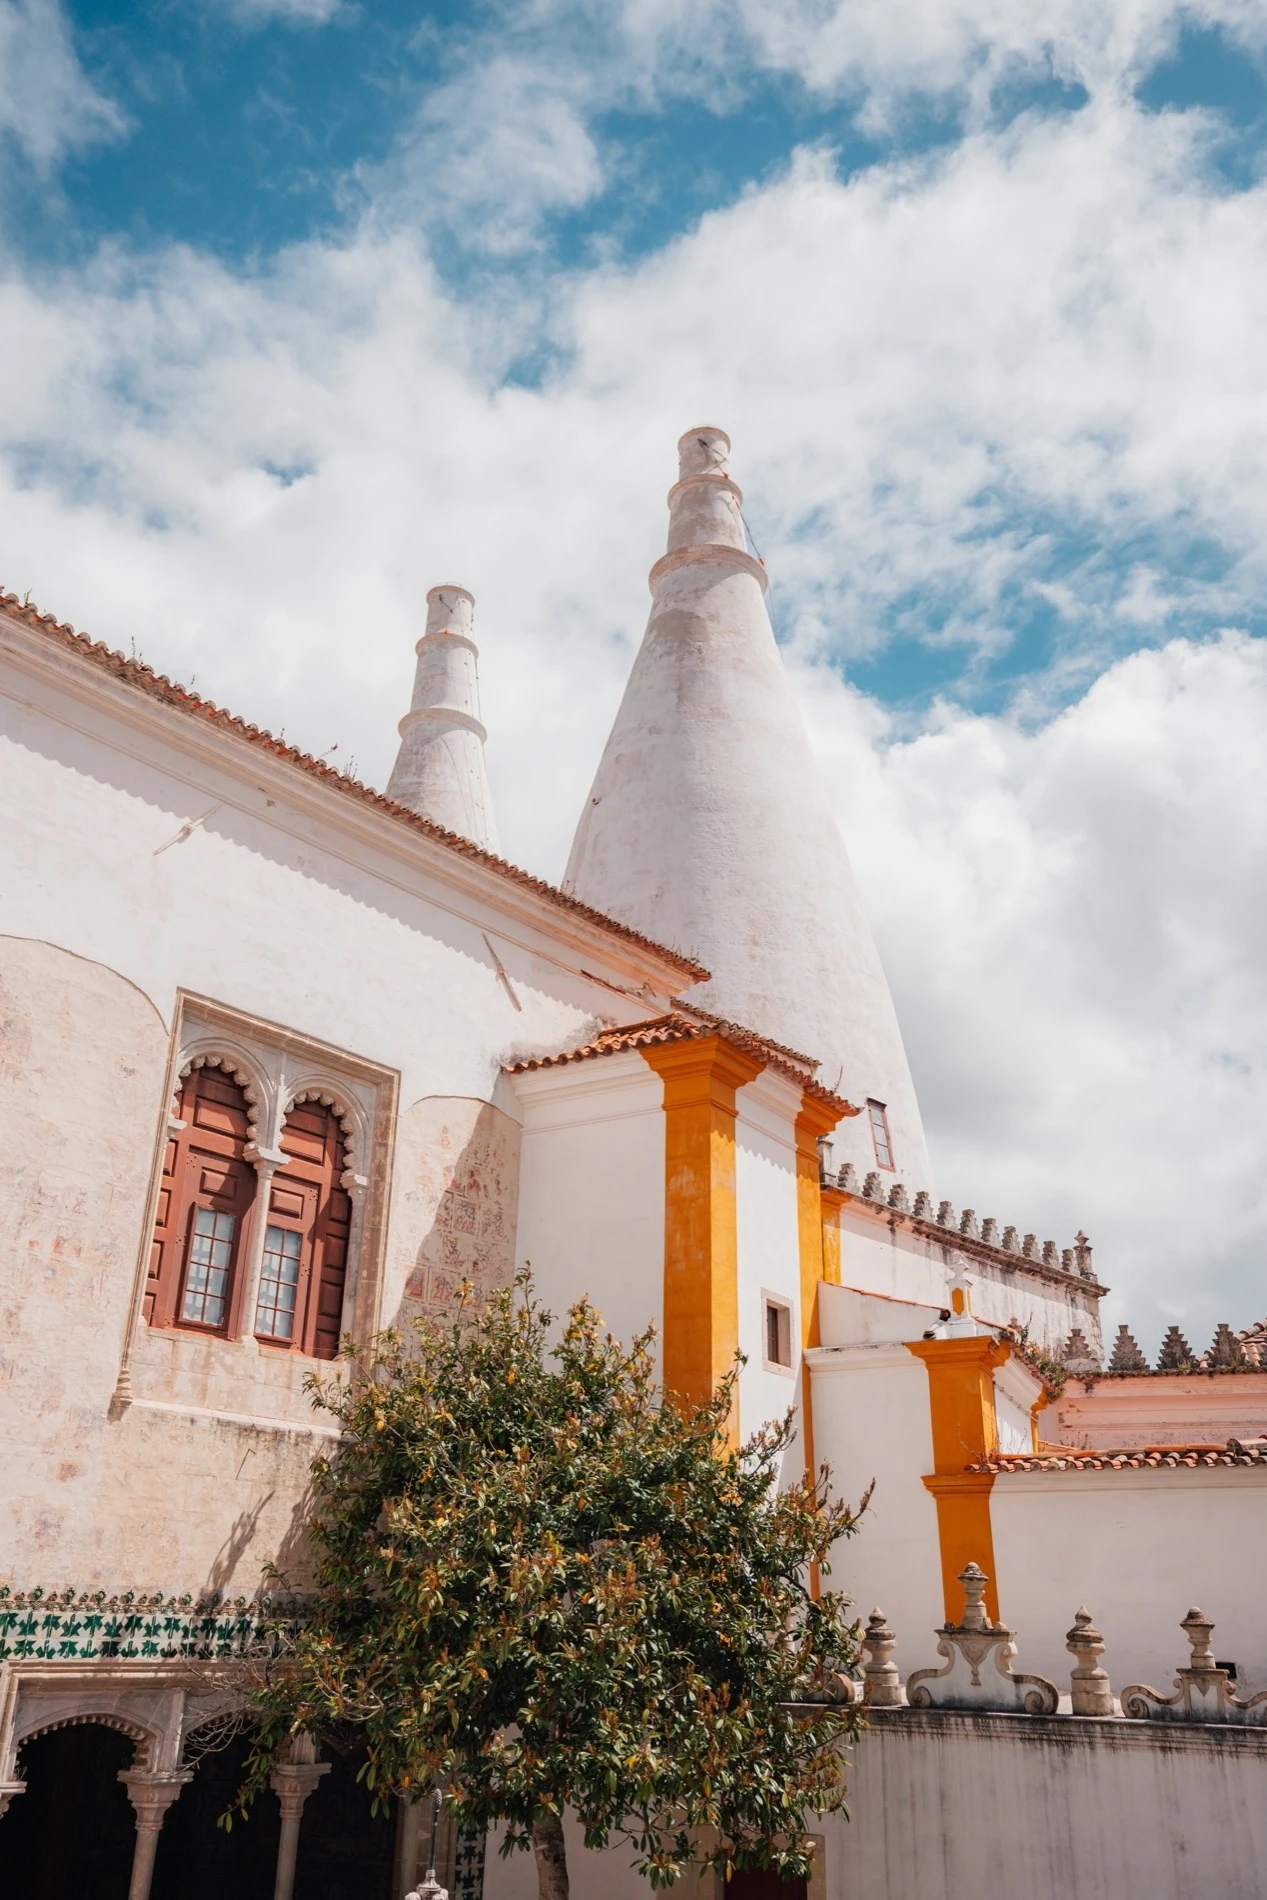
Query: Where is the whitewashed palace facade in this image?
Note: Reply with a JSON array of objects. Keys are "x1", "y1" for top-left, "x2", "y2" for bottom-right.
[{"x1": 2, "y1": 429, "x2": 1266, "y2": 1900}]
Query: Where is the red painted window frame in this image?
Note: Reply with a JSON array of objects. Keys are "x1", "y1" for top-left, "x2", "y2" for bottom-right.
[
  {"x1": 253, "y1": 1100, "x2": 352, "y2": 1361},
  {"x1": 145, "y1": 1067, "x2": 258, "y2": 1337}
]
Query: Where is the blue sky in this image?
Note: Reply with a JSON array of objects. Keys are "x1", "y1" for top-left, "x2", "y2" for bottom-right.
[
  {"x1": 7, "y1": 0, "x2": 1267, "y2": 1339},
  {"x1": 10, "y1": 2, "x2": 1267, "y2": 721}
]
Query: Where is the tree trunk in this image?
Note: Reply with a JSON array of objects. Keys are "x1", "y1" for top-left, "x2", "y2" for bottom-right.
[{"x1": 532, "y1": 1810, "x2": 569, "y2": 1900}]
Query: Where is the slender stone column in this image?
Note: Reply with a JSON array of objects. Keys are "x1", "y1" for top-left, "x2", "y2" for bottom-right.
[
  {"x1": 270, "y1": 1754, "x2": 331, "y2": 1900},
  {"x1": 119, "y1": 1770, "x2": 192, "y2": 1900},
  {"x1": 238, "y1": 1147, "x2": 286, "y2": 1343}
]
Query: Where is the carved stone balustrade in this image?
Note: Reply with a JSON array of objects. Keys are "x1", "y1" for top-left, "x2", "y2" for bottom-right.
[
  {"x1": 1121, "y1": 1608, "x2": 1267, "y2": 1724},
  {"x1": 859, "y1": 1609, "x2": 905, "y2": 1707},
  {"x1": 905, "y1": 1564, "x2": 1059, "y2": 1715},
  {"x1": 1066, "y1": 1608, "x2": 1114, "y2": 1715}
]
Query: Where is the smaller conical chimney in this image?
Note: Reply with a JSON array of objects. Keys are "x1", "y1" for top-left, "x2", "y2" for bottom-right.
[{"x1": 387, "y1": 585, "x2": 499, "y2": 851}]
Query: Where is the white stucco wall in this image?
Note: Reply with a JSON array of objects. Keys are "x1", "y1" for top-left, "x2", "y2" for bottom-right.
[
  {"x1": 0, "y1": 617, "x2": 687, "y2": 1596},
  {"x1": 808, "y1": 1344, "x2": 944, "y2": 1646},
  {"x1": 735, "y1": 1072, "x2": 803, "y2": 1452},
  {"x1": 833, "y1": 1202, "x2": 1101, "y2": 1354},
  {"x1": 823, "y1": 1712, "x2": 1267, "y2": 1900},
  {"x1": 990, "y1": 1467, "x2": 1267, "y2": 1696},
  {"x1": 510, "y1": 1054, "x2": 666, "y2": 1358}
]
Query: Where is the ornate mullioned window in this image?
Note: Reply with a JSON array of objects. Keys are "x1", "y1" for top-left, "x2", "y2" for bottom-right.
[{"x1": 146, "y1": 1061, "x2": 358, "y2": 1357}]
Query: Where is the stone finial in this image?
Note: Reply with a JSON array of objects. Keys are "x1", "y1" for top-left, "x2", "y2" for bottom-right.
[
  {"x1": 838, "y1": 1162, "x2": 858, "y2": 1192},
  {"x1": 959, "y1": 1208, "x2": 979, "y2": 1239},
  {"x1": 1108, "y1": 1324, "x2": 1149, "y2": 1374},
  {"x1": 1021, "y1": 1233, "x2": 1037, "y2": 1259},
  {"x1": 1208, "y1": 1323, "x2": 1249, "y2": 1371},
  {"x1": 913, "y1": 1191, "x2": 933, "y2": 1219},
  {"x1": 889, "y1": 1183, "x2": 910, "y2": 1212},
  {"x1": 1001, "y1": 1226, "x2": 1019, "y2": 1252},
  {"x1": 905, "y1": 1563, "x2": 1058, "y2": 1715},
  {"x1": 1066, "y1": 1608, "x2": 1114, "y2": 1716},
  {"x1": 1061, "y1": 1248, "x2": 1074, "y2": 1273},
  {"x1": 1061, "y1": 1327, "x2": 1100, "y2": 1374},
  {"x1": 936, "y1": 1200, "x2": 955, "y2": 1228},
  {"x1": 981, "y1": 1217, "x2": 999, "y2": 1246},
  {"x1": 1121, "y1": 1608, "x2": 1267, "y2": 1724},
  {"x1": 861, "y1": 1609, "x2": 905, "y2": 1707},
  {"x1": 816, "y1": 1135, "x2": 835, "y2": 1182},
  {"x1": 1074, "y1": 1231, "x2": 1094, "y2": 1278},
  {"x1": 1041, "y1": 1240, "x2": 1059, "y2": 1268},
  {"x1": 862, "y1": 1171, "x2": 883, "y2": 1200},
  {"x1": 1156, "y1": 1324, "x2": 1197, "y2": 1373}
]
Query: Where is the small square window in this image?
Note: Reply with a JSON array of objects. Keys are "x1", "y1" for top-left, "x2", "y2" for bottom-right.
[
  {"x1": 867, "y1": 1099, "x2": 895, "y2": 1171},
  {"x1": 764, "y1": 1297, "x2": 792, "y2": 1370}
]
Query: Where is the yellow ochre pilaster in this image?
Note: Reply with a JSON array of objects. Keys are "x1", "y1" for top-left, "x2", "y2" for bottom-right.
[
  {"x1": 906, "y1": 1335, "x2": 1010, "y2": 1623},
  {"x1": 794, "y1": 1096, "x2": 849, "y2": 1593},
  {"x1": 641, "y1": 1037, "x2": 763, "y2": 1438}
]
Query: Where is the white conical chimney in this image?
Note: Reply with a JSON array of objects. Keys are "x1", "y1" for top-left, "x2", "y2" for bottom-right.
[
  {"x1": 564, "y1": 427, "x2": 931, "y2": 1190},
  {"x1": 387, "y1": 585, "x2": 499, "y2": 852}
]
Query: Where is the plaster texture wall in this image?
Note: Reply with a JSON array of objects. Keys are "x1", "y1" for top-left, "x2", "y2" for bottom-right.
[
  {"x1": 563, "y1": 429, "x2": 931, "y2": 1192},
  {"x1": 807, "y1": 1344, "x2": 945, "y2": 1651},
  {"x1": 0, "y1": 617, "x2": 687, "y2": 1597},
  {"x1": 0, "y1": 937, "x2": 328, "y2": 1593},
  {"x1": 823, "y1": 1710, "x2": 1267, "y2": 1900},
  {"x1": 989, "y1": 1467, "x2": 1267, "y2": 1695},
  {"x1": 734, "y1": 1072, "x2": 803, "y2": 1453},
  {"x1": 1048, "y1": 1373, "x2": 1267, "y2": 1448},
  {"x1": 510, "y1": 1054, "x2": 666, "y2": 1357},
  {"x1": 388, "y1": 1095, "x2": 521, "y2": 1325}
]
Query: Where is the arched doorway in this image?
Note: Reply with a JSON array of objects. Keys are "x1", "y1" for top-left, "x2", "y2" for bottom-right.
[
  {"x1": 294, "y1": 1739, "x2": 396, "y2": 1900},
  {"x1": 0, "y1": 1721, "x2": 137, "y2": 1900},
  {"x1": 150, "y1": 1729, "x2": 280, "y2": 1900}
]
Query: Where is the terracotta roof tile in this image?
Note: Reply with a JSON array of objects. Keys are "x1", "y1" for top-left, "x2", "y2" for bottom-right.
[
  {"x1": 971, "y1": 1440, "x2": 1267, "y2": 1474},
  {"x1": 506, "y1": 1013, "x2": 859, "y2": 1116},
  {"x1": 0, "y1": 591, "x2": 709, "y2": 983}
]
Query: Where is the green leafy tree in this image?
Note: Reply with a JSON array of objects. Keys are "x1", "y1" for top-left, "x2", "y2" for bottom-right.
[{"x1": 245, "y1": 1275, "x2": 864, "y2": 1900}]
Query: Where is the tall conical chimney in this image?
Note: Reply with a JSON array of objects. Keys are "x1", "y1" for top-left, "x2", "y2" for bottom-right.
[
  {"x1": 387, "y1": 585, "x2": 499, "y2": 852},
  {"x1": 564, "y1": 428, "x2": 931, "y2": 1189}
]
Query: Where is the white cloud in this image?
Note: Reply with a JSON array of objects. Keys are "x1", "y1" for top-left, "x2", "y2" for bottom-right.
[
  {"x1": 798, "y1": 632, "x2": 1267, "y2": 1351},
  {"x1": 6, "y1": 73, "x2": 1267, "y2": 1342},
  {"x1": 0, "y1": 0, "x2": 124, "y2": 173}
]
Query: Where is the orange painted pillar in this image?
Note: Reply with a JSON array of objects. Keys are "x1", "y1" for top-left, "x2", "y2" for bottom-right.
[
  {"x1": 641, "y1": 1037, "x2": 763, "y2": 1437},
  {"x1": 906, "y1": 1336, "x2": 1009, "y2": 1623}
]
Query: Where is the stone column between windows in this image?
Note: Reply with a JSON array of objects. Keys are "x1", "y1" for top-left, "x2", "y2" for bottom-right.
[
  {"x1": 338, "y1": 1169, "x2": 370, "y2": 1340},
  {"x1": 270, "y1": 1743, "x2": 331, "y2": 1900},
  {"x1": 239, "y1": 1146, "x2": 287, "y2": 1346},
  {"x1": 119, "y1": 1769, "x2": 193, "y2": 1900}
]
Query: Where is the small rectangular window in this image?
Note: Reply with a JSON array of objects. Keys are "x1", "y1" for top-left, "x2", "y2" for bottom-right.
[
  {"x1": 256, "y1": 1225, "x2": 303, "y2": 1340},
  {"x1": 181, "y1": 1207, "x2": 236, "y2": 1327},
  {"x1": 867, "y1": 1099, "x2": 894, "y2": 1171},
  {"x1": 764, "y1": 1297, "x2": 792, "y2": 1369}
]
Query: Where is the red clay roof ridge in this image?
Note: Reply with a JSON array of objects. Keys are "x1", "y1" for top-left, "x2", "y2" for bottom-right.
[
  {"x1": 506, "y1": 1012, "x2": 858, "y2": 1116},
  {"x1": 0, "y1": 589, "x2": 709, "y2": 983}
]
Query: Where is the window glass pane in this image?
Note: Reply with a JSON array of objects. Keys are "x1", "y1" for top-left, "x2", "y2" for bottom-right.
[
  {"x1": 181, "y1": 1205, "x2": 235, "y2": 1326},
  {"x1": 868, "y1": 1100, "x2": 894, "y2": 1170},
  {"x1": 256, "y1": 1224, "x2": 303, "y2": 1340}
]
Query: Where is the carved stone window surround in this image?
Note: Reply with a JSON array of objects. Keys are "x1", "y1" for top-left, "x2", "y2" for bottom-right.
[{"x1": 113, "y1": 990, "x2": 399, "y2": 1411}]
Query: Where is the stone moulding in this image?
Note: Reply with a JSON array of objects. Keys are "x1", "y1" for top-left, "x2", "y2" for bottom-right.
[{"x1": 905, "y1": 1564, "x2": 1059, "y2": 1716}]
